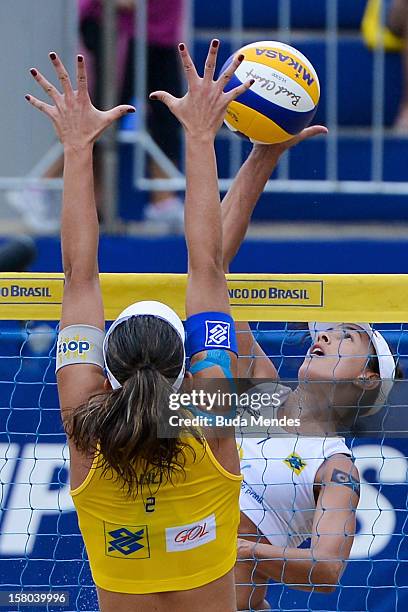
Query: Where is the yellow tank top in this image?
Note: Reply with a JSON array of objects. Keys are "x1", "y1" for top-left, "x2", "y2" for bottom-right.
[{"x1": 71, "y1": 438, "x2": 242, "y2": 594}]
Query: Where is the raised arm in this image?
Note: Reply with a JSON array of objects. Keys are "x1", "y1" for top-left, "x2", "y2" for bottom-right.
[
  {"x1": 221, "y1": 129, "x2": 327, "y2": 379},
  {"x1": 26, "y1": 53, "x2": 134, "y2": 421},
  {"x1": 151, "y1": 41, "x2": 252, "y2": 317},
  {"x1": 150, "y1": 40, "x2": 253, "y2": 471},
  {"x1": 237, "y1": 454, "x2": 359, "y2": 593}
]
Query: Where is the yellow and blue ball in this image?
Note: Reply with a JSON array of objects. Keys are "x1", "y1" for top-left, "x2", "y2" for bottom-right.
[{"x1": 221, "y1": 41, "x2": 320, "y2": 144}]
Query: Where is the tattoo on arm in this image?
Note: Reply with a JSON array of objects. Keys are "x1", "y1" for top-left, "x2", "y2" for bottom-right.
[{"x1": 331, "y1": 468, "x2": 360, "y2": 496}]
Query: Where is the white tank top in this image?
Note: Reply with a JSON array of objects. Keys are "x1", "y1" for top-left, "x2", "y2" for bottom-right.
[{"x1": 238, "y1": 385, "x2": 351, "y2": 548}]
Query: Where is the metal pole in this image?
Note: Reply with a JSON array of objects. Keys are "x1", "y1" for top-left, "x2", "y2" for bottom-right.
[
  {"x1": 277, "y1": 0, "x2": 291, "y2": 181},
  {"x1": 371, "y1": 0, "x2": 386, "y2": 183},
  {"x1": 134, "y1": 0, "x2": 148, "y2": 189},
  {"x1": 101, "y1": 0, "x2": 119, "y2": 233},
  {"x1": 326, "y1": 0, "x2": 339, "y2": 183},
  {"x1": 229, "y1": 0, "x2": 244, "y2": 179},
  {"x1": 132, "y1": 0, "x2": 188, "y2": 191}
]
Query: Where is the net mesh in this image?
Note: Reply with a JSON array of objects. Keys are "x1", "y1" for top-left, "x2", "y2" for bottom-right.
[{"x1": 0, "y1": 319, "x2": 407, "y2": 611}]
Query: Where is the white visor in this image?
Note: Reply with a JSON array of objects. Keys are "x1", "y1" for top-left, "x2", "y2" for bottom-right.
[
  {"x1": 103, "y1": 301, "x2": 186, "y2": 391},
  {"x1": 308, "y1": 322, "x2": 396, "y2": 413}
]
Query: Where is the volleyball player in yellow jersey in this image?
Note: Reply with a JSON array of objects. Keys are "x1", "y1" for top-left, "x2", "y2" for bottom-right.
[{"x1": 26, "y1": 42, "x2": 253, "y2": 611}]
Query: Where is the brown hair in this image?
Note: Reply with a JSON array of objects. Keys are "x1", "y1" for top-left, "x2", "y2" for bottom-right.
[{"x1": 66, "y1": 315, "x2": 202, "y2": 496}]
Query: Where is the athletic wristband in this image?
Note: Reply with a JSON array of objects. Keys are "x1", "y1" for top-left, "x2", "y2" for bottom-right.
[
  {"x1": 185, "y1": 311, "x2": 238, "y2": 358},
  {"x1": 56, "y1": 325, "x2": 105, "y2": 373}
]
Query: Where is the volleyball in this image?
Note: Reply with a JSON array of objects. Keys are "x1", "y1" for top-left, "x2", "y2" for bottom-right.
[{"x1": 221, "y1": 41, "x2": 320, "y2": 144}]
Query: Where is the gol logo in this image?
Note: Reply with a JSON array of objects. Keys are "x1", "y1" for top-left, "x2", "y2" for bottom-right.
[
  {"x1": 174, "y1": 523, "x2": 209, "y2": 544},
  {"x1": 166, "y1": 513, "x2": 216, "y2": 552}
]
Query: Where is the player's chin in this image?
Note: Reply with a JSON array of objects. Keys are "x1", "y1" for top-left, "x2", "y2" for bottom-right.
[{"x1": 298, "y1": 356, "x2": 334, "y2": 382}]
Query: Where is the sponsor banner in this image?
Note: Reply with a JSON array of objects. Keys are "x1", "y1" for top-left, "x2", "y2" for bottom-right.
[
  {"x1": 1, "y1": 441, "x2": 406, "y2": 562},
  {"x1": 227, "y1": 279, "x2": 323, "y2": 307},
  {"x1": 0, "y1": 273, "x2": 407, "y2": 322},
  {"x1": 165, "y1": 514, "x2": 216, "y2": 552},
  {"x1": 0, "y1": 275, "x2": 63, "y2": 309}
]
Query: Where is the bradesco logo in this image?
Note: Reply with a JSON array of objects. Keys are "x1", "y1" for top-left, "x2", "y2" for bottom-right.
[
  {"x1": 165, "y1": 514, "x2": 216, "y2": 552},
  {"x1": 227, "y1": 279, "x2": 323, "y2": 308}
]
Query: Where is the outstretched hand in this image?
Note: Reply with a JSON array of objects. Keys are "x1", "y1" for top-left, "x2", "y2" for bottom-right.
[
  {"x1": 26, "y1": 53, "x2": 135, "y2": 149},
  {"x1": 254, "y1": 124, "x2": 328, "y2": 159},
  {"x1": 150, "y1": 39, "x2": 254, "y2": 140}
]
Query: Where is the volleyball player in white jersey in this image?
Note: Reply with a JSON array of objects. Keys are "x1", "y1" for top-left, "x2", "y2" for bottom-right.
[{"x1": 218, "y1": 131, "x2": 400, "y2": 610}]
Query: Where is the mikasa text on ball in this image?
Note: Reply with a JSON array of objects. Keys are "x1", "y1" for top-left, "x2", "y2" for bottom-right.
[{"x1": 221, "y1": 41, "x2": 320, "y2": 144}]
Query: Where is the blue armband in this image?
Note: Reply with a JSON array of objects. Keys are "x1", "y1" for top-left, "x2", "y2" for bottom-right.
[{"x1": 185, "y1": 312, "x2": 238, "y2": 358}]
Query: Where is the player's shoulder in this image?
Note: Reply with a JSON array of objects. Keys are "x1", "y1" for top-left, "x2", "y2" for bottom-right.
[{"x1": 315, "y1": 451, "x2": 359, "y2": 486}]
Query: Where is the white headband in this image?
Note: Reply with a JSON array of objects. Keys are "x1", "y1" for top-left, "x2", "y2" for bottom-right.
[
  {"x1": 308, "y1": 322, "x2": 396, "y2": 413},
  {"x1": 103, "y1": 301, "x2": 186, "y2": 391}
]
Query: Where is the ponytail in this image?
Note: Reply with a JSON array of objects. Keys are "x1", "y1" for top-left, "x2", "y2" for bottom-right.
[{"x1": 67, "y1": 365, "x2": 202, "y2": 497}]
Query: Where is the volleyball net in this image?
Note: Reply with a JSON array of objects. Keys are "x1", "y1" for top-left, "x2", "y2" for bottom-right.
[{"x1": 0, "y1": 273, "x2": 407, "y2": 611}]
